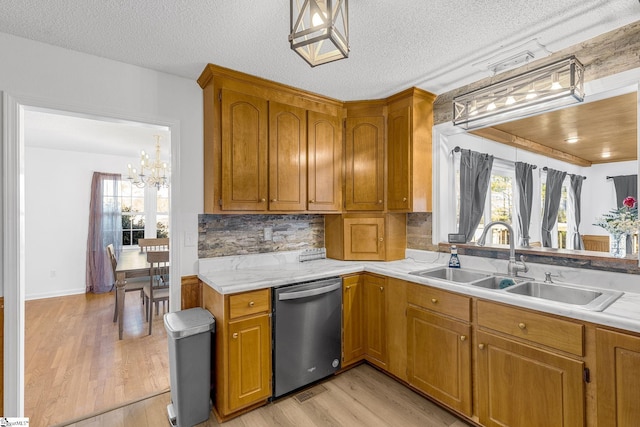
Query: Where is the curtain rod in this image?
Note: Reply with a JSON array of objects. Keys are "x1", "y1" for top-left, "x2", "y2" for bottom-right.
[
  {"x1": 542, "y1": 166, "x2": 587, "y2": 180},
  {"x1": 452, "y1": 146, "x2": 538, "y2": 169}
]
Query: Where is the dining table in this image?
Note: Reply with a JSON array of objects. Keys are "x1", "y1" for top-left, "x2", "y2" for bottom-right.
[{"x1": 115, "y1": 249, "x2": 169, "y2": 339}]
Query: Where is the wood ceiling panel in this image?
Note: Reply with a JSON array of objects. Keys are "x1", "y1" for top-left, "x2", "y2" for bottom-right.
[{"x1": 472, "y1": 92, "x2": 637, "y2": 166}]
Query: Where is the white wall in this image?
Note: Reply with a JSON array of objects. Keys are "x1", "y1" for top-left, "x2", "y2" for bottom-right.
[
  {"x1": 0, "y1": 32, "x2": 204, "y2": 296},
  {"x1": 24, "y1": 146, "x2": 135, "y2": 299}
]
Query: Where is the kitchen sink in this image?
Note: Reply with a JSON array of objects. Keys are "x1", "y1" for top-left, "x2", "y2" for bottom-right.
[
  {"x1": 409, "y1": 267, "x2": 491, "y2": 283},
  {"x1": 506, "y1": 281, "x2": 623, "y2": 311},
  {"x1": 470, "y1": 276, "x2": 519, "y2": 289}
]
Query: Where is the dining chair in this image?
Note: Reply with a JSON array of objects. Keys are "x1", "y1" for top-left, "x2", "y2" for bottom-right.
[
  {"x1": 138, "y1": 237, "x2": 169, "y2": 253},
  {"x1": 143, "y1": 250, "x2": 170, "y2": 335},
  {"x1": 107, "y1": 244, "x2": 144, "y2": 323}
]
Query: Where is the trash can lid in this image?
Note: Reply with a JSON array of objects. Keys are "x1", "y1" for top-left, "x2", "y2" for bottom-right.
[{"x1": 164, "y1": 307, "x2": 215, "y2": 339}]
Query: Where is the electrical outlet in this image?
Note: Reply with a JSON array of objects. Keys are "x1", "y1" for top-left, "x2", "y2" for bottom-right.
[{"x1": 264, "y1": 227, "x2": 273, "y2": 241}]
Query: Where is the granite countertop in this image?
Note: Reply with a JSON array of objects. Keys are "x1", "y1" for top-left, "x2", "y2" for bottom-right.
[{"x1": 198, "y1": 249, "x2": 640, "y2": 334}]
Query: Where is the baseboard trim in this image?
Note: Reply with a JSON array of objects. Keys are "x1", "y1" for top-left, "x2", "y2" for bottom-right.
[{"x1": 49, "y1": 388, "x2": 171, "y2": 427}]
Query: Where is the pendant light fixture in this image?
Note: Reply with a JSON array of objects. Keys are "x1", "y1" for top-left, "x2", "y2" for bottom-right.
[
  {"x1": 289, "y1": 0, "x2": 349, "y2": 67},
  {"x1": 453, "y1": 56, "x2": 584, "y2": 130}
]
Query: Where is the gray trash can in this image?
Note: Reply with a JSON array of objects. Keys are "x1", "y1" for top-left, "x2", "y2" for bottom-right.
[{"x1": 164, "y1": 307, "x2": 215, "y2": 427}]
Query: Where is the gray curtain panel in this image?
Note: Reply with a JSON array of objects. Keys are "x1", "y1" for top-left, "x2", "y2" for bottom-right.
[
  {"x1": 612, "y1": 174, "x2": 638, "y2": 254},
  {"x1": 541, "y1": 168, "x2": 567, "y2": 247},
  {"x1": 86, "y1": 172, "x2": 123, "y2": 294},
  {"x1": 515, "y1": 162, "x2": 534, "y2": 247},
  {"x1": 569, "y1": 174, "x2": 585, "y2": 250},
  {"x1": 458, "y1": 149, "x2": 494, "y2": 242}
]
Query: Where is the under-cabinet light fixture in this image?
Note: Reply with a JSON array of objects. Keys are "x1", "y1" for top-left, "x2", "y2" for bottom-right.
[
  {"x1": 453, "y1": 56, "x2": 584, "y2": 130},
  {"x1": 289, "y1": 0, "x2": 349, "y2": 67}
]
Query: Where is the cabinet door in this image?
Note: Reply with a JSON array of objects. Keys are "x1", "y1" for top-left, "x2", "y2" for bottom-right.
[
  {"x1": 221, "y1": 89, "x2": 268, "y2": 211},
  {"x1": 407, "y1": 306, "x2": 471, "y2": 416},
  {"x1": 363, "y1": 274, "x2": 387, "y2": 367},
  {"x1": 342, "y1": 275, "x2": 364, "y2": 366},
  {"x1": 345, "y1": 117, "x2": 385, "y2": 211},
  {"x1": 596, "y1": 328, "x2": 640, "y2": 427},
  {"x1": 228, "y1": 314, "x2": 272, "y2": 412},
  {"x1": 476, "y1": 331, "x2": 585, "y2": 427},
  {"x1": 387, "y1": 106, "x2": 411, "y2": 211},
  {"x1": 308, "y1": 111, "x2": 341, "y2": 212},
  {"x1": 343, "y1": 217, "x2": 385, "y2": 261},
  {"x1": 269, "y1": 102, "x2": 307, "y2": 211}
]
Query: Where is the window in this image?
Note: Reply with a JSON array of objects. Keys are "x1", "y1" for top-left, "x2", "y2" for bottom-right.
[
  {"x1": 461, "y1": 162, "x2": 515, "y2": 245},
  {"x1": 120, "y1": 180, "x2": 145, "y2": 246},
  {"x1": 541, "y1": 177, "x2": 570, "y2": 249},
  {"x1": 119, "y1": 180, "x2": 169, "y2": 247}
]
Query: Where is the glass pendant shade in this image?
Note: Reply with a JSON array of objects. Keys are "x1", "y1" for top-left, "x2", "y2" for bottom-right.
[
  {"x1": 289, "y1": 0, "x2": 349, "y2": 67},
  {"x1": 453, "y1": 56, "x2": 584, "y2": 130}
]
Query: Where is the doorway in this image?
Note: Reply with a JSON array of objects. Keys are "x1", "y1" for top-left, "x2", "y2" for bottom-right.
[{"x1": 3, "y1": 94, "x2": 181, "y2": 417}]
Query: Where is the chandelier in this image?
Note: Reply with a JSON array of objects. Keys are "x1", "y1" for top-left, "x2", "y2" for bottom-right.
[
  {"x1": 453, "y1": 56, "x2": 585, "y2": 130},
  {"x1": 126, "y1": 135, "x2": 169, "y2": 190},
  {"x1": 289, "y1": 0, "x2": 349, "y2": 67}
]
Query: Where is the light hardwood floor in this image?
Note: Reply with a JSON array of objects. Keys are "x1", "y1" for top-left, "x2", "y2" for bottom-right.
[
  {"x1": 66, "y1": 364, "x2": 473, "y2": 427},
  {"x1": 25, "y1": 287, "x2": 170, "y2": 427}
]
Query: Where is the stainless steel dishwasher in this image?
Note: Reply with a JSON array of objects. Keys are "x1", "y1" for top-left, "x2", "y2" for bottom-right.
[{"x1": 272, "y1": 277, "x2": 342, "y2": 398}]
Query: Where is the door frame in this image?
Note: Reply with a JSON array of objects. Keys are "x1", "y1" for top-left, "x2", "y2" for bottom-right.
[{"x1": 2, "y1": 92, "x2": 182, "y2": 415}]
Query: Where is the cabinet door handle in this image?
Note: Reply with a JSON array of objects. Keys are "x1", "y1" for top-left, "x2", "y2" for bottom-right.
[
  {"x1": 378, "y1": 200, "x2": 383, "y2": 204},
  {"x1": 260, "y1": 198, "x2": 266, "y2": 202},
  {"x1": 402, "y1": 197, "x2": 407, "y2": 202},
  {"x1": 518, "y1": 322, "x2": 526, "y2": 330},
  {"x1": 249, "y1": 301, "x2": 255, "y2": 307},
  {"x1": 309, "y1": 199, "x2": 315, "y2": 203},
  {"x1": 271, "y1": 198, "x2": 277, "y2": 202},
  {"x1": 478, "y1": 343, "x2": 485, "y2": 350},
  {"x1": 346, "y1": 286, "x2": 351, "y2": 291},
  {"x1": 232, "y1": 333, "x2": 238, "y2": 339},
  {"x1": 379, "y1": 237, "x2": 384, "y2": 242},
  {"x1": 460, "y1": 335, "x2": 467, "y2": 342},
  {"x1": 431, "y1": 298, "x2": 438, "y2": 304},
  {"x1": 379, "y1": 286, "x2": 384, "y2": 292}
]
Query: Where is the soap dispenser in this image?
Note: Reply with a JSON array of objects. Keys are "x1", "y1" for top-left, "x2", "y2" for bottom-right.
[{"x1": 449, "y1": 245, "x2": 461, "y2": 268}]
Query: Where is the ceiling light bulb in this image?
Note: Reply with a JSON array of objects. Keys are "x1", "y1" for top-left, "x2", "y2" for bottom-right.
[
  {"x1": 551, "y1": 73, "x2": 562, "y2": 90},
  {"x1": 468, "y1": 100, "x2": 478, "y2": 116},
  {"x1": 505, "y1": 96, "x2": 516, "y2": 105},
  {"x1": 486, "y1": 102, "x2": 496, "y2": 111},
  {"x1": 312, "y1": 11, "x2": 327, "y2": 26},
  {"x1": 525, "y1": 82, "x2": 538, "y2": 100}
]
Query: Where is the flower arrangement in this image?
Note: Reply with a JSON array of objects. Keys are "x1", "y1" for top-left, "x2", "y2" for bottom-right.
[{"x1": 593, "y1": 196, "x2": 640, "y2": 235}]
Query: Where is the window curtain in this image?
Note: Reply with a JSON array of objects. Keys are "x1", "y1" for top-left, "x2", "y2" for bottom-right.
[
  {"x1": 86, "y1": 172, "x2": 122, "y2": 294},
  {"x1": 515, "y1": 162, "x2": 534, "y2": 247},
  {"x1": 541, "y1": 168, "x2": 567, "y2": 247},
  {"x1": 458, "y1": 149, "x2": 494, "y2": 242},
  {"x1": 569, "y1": 175, "x2": 585, "y2": 250},
  {"x1": 612, "y1": 174, "x2": 638, "y2": 254}
]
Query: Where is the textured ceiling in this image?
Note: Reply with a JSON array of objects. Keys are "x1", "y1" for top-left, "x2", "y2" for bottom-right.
[{"x1": 1, "y1": 0, "x2": 639, "y2": 101}]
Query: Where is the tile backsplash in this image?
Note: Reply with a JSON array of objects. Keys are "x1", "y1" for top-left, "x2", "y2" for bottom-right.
[
  {"x1": 407, "y1": 212, "x2": 436, "y2": 251},
  {"x1": 198, "y1": 214, "x2": 324, "y2": 258}
]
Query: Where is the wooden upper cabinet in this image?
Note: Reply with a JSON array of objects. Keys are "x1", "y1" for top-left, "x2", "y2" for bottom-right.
[
  {"x1": 199, "y1": 64, "x2": 343, "y2": 214},
  {"x1": 308, "y1": 111, "x2": 342, "y2": 212},
  {"x1": 269, "y1": 102, "x2": 307, "y2": 211},
  {"x1": 386, "y1": 88, "x2": 436, "y2": 212},
  {"x1": 345, "y1": 115, "x2": 385, "y2": 211},
  {"x1": 221, "y1": 89, "x2": 269, "y2": 211}
]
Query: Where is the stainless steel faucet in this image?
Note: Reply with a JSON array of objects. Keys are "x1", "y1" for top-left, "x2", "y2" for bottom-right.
[{"x1": 476, "y1": 220, "x2": 529, "y2": 277}]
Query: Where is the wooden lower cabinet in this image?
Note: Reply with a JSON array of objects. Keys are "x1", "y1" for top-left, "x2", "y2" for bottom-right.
[
  {"x1": 476, "y1": 330, "x2": 585, "y2": 427},
  {"x1": 342, "y1": 275, "x2": 364, "y2": 366},
  {"x1": 407, "y1": 306, "x2": 472, "y2": 416},
  {"x1": 203, "y1": 285, "x2": 272, "y2": 419},
  {"x1": 363, "y1": 274, "x2": 387, "y2": 368},
  {"x1": 596, "y1": 328, "x2": 640, "y2": 427}
]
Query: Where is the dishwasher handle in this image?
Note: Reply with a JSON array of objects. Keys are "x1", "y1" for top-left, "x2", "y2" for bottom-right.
[{"x1": 277, "y1": 282, "x2": 341, "y2": 301}]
